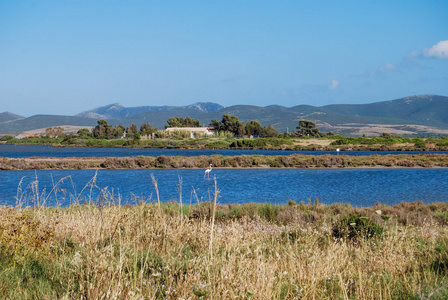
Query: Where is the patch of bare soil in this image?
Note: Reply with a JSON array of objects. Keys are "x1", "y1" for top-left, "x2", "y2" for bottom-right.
[
  {"x1": 294, "y1": 139, "x2": 333, "y2": 146},
  {"x1": 22, "y1": 125, "x2": 94, "y2": 135}
]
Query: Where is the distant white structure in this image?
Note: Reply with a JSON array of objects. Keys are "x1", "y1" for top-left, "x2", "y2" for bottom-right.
[{"x1": 165, "y1": 127, "x2": 215, "y2": 138}]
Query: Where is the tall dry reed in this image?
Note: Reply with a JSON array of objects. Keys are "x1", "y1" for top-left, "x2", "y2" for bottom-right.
[{"x1": 0, "y1": 175, "x2": 447, "y2": 299}]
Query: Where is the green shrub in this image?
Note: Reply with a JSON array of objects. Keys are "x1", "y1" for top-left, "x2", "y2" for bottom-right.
[
  {"x1": 332, "y1": 214, "x2": 384, "y2": 241},
  {"x1": 258, "y1": 204, "x2": 281, "y2": 222},
  {"x1": 206, "y1": 141, "x2": 230, "y2": 148},
  {"x1": 0, "y1": 255, "x2": 62, "y2": 298},
  {"x1": 432, "y1": 240, "x2": 448, "y2": 275},
  {"x1": 436, "y1": 138, "x2": 448, "y2": 146},
  {"x1": 413, "y1": 138, "x2": 427, "y2": 149}
]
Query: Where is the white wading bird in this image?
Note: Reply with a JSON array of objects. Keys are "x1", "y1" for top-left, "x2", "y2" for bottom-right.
[{"x1": 204, "y1": 164, "x2": 213, "y2": 178}]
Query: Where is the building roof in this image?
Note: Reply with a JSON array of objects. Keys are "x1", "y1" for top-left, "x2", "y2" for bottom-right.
[{"x1": 165, "y1": 127, "x2": 214, "y2": 132}]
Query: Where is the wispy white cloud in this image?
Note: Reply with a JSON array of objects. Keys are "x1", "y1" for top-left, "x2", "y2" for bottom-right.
[
  {"x1": 280, "y1": 80, "x2": 342, "y2": 99},
  {"x1": 329, "y1": 79, "x2": 340, "y2": 89},
  {"x1": 355, "y1": 52, "x2": 429, "y2": 80},
  {"x1": 379, "y1": 63, "x2": 397, "y2": 72},
  {"x1": 423, "y1": 40, "x2": 448, "y2": 59}
]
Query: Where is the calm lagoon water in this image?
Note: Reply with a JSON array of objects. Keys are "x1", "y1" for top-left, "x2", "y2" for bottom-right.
[
  {"x1": 0, "y1": 144, "x2": 446, "y2": 158},
  {"x1": 1, "y1": 145, "x2": 446, "y2": 208},
  {"x1": 1, "y1": 168, "x2": 447, "y2": 208}
]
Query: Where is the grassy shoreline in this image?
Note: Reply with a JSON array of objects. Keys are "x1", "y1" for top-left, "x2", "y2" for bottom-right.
[
  {"x1": 1, "y1": 200, "x2": 447, "y2": 299},
  {"x1": 1, "y1": 153, "x2": 448, "y2": 170},
  {"x1": 4, "y1": 135, "x2": 448, "y2": 152}
]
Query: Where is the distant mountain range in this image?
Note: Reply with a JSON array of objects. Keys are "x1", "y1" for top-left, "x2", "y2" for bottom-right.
[
  {"x1": 75, "y1": 102, "x2": 225, "y2": 119},
  {"x1": 1, "y1": 95, "x2": 448, "y2": 136},
  {"x1": 0, "y1": 112, "x2": 24, "y2": 124}
]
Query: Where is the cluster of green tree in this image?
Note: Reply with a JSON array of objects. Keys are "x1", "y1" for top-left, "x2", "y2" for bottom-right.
[
  {"x1": 92, "y1": 120, "x2": 126, "y2": 139},
  {"x1": 209, "y1": 114, "x2": 279, "y2": 137},
  {"x1": 88, "y1": 120, "x2": 157, "y2": 140},
  {"x1": 165, "y1": 117, "x2": 201, "y2": 128},
  {"x1": 76, "y1": 118, "x2": 322, "y2": 140},
  {"x1": 296, "y1": 120, "x2": 333, "y2": 137},
  {"x1": 209, "y1": 114, "x2": 243, "y2": 136},
  {"x1": 126, "y1": 122, "x2": 158, "y2": 138}
]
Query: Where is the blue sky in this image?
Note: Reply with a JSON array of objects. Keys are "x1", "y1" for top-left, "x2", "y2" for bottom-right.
[{"x1": 1, "y1": 0, "x2": 447, "y2": 116}]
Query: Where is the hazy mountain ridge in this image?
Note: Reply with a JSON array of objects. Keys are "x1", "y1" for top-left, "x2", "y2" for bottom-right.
[
  {"x1": 75, "y1": 102, "x2": 224, "y2": 119},
  {"x1": 0, "y1": 112, "x2": 24, "y2": 124},
  {"x1": 0, "y1": 115, "x2": 98, "y2": 133},
  {"x1": 1, "y1": 95, "x2": 448, "y2": 136},
  {"x1": 320, "y1": 95, "x2": 448, "y2": 126}
]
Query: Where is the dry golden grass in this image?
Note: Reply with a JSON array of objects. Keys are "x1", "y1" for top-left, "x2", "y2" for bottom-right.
[
  {"x1": 1, "y1": 176, "x2": 448, "y2": 299},
  {"x1": 1, "y1": 196, "x2": 448, "y2": 299}
]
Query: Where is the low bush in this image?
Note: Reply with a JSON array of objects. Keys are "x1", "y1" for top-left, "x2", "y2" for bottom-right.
[
  {"x1": 436, "y1": 137, "x2": 448, "y2": 146},
  {"x1": 206, "y1": 140, "x2": 230, "y2": 148},
  {"x1": 332, "y1": 214, "x2": 384, "y2": 241}
]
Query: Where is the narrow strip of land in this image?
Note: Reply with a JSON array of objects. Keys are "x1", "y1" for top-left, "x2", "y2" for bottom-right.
[{"x1": 1, "y1": 153, "x2": 447, "y2": 170}]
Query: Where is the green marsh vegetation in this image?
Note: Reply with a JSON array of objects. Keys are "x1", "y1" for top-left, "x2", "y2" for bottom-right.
[
  {"x1": 4, "y1": 134, "x2": 448, "y2": 151},
  {"x1": 1, "y1": 175, "x2": 448, "y2": 299}
]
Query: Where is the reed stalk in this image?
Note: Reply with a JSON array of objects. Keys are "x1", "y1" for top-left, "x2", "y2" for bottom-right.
[
  {"x1": 1, "y1": 175, "x2": 448, "y2": 299},
  {"x1": 150, "y1": 173, "x2": 160, "y2": 210},
  {"x1": 208, "y1": 176, "x2": 220, "y2": 260}
]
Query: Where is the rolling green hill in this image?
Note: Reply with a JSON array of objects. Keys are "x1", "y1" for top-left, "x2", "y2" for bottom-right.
[{"x1": 1, "y1": 95, "x2": 447, "y2": 136}]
